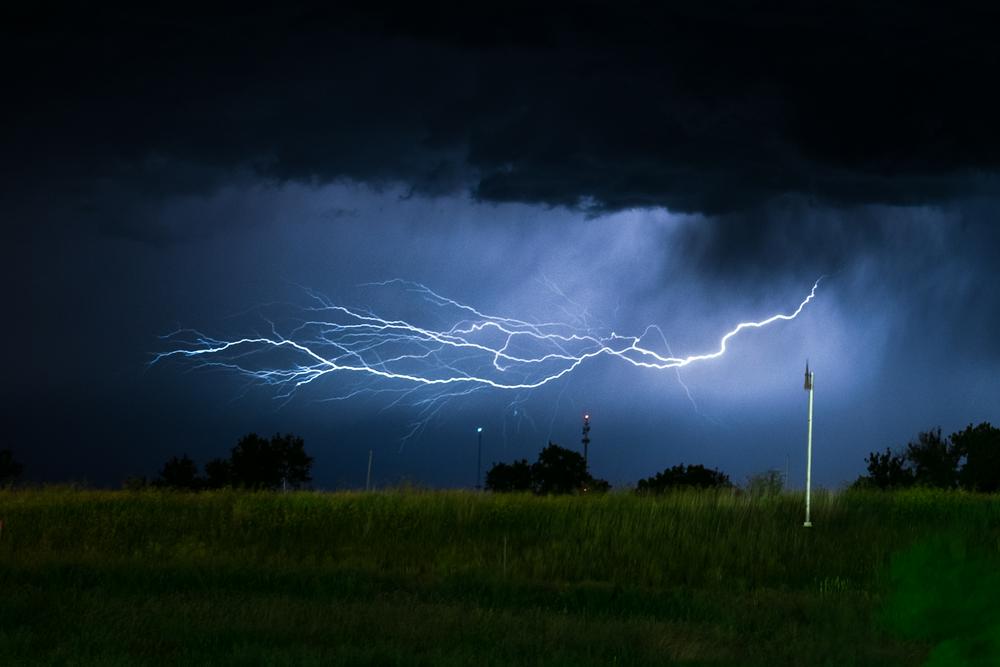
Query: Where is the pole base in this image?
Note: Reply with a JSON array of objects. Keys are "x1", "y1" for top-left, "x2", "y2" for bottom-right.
[{"x1": 803, "y1": 521, "x2": 813, "y2": 528}]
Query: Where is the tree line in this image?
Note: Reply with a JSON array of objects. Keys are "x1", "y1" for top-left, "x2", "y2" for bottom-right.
[
  {"x1": 2, "y1": 421, "x2": 997, "y2": 493},
  {"x1": 485, "y1": 442, "x2": 611, "y2": 494},
  {"x1": 137, "y1": 433, "x2": 313, "y2": 491},
  {"x1": 484, "y1": 441, "x2": 738, "y2": 495},
  {"x1": 489, "y1": 422, "x2": 1000, "y2": 496},
  {"x1": 853, "y1": 422, "x2": 1000, "y2": 491}
]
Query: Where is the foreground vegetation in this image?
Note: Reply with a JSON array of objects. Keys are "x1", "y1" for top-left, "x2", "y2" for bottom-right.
[{"x1": 1, "y1": 488, "x2": 999, "y2": 665}]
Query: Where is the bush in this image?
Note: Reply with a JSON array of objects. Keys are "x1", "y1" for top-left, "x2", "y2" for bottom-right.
[{"x1": 636, "y1": 464, "x2": 732, "y2": 494}]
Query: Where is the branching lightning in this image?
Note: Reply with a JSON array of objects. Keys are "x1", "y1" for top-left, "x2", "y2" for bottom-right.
[{"x1": 152, "y1": 279, "x2": 822, "y2": 404}]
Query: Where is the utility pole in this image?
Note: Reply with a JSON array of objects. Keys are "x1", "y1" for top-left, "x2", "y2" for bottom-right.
[
  {"x1": 582, "y1": 413, "x2": 591, "y2": 467},
  {"x1": 803, "y1": 362, "x2": 815, "y2": 528},
  {"x1": 366, "y1": 449, "x2": 374, "y2": 491},
  {"x1": 476, "y1": 426, "x2": 483, "y2": 490}
]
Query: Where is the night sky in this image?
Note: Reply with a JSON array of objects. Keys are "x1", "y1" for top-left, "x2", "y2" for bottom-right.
[{"x1": 6, "y1": 3, "x2": 1000, "y2": 490}]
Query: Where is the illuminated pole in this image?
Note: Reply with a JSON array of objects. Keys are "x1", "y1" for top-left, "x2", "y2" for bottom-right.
[
  {"x1": 803, "y1": 362, "x2": 814, "y2": 528},
  {"x1": 582, "y1": 413, "x2": 591, "y2": 467},
  {"x1": 476, "y1": 426, "x2": 483, "y2": 490}
]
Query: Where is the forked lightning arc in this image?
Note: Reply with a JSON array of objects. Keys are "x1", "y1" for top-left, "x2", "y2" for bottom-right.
[{"x1": 152, "y1": 279, "x2": 822, "y2": 400}]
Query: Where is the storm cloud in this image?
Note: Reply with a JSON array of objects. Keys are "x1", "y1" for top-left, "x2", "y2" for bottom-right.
[{"x1": 5, "y1": 2, "x2": 1000, "y2": 235}]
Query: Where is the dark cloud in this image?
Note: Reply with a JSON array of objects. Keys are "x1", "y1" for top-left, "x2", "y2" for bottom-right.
[{"x1": 4, "y1": 1, "x2": 1000, "y2": 243}]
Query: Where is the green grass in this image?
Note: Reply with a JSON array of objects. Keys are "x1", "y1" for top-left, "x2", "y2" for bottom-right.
[{"x1": 1, "y1": 488, "x2": 999, "y2": 665}]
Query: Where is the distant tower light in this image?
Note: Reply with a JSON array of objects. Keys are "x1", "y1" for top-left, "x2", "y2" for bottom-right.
[{"x1": 581, "y1": 412, "x2": 591, "y2": 467}]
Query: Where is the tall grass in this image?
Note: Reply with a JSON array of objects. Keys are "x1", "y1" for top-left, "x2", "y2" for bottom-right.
[
  {"x1": 2, "y1": 487, "x2": 997, "y2": 665},
  {"x1": 3, "y1": 487, "x2": 997, "y2": 591}
]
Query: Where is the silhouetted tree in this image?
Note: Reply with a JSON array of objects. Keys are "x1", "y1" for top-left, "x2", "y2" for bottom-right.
[
  {"x1": 485, "y1": 459, "x2": 532, "y2": 492},
  {"x1": 858, "y1": 447, "x2": 915, "y2": 490},
  {"x1": 274, "y1": 433, "x2": 313, "y2": 489},
  {"x1": 487, "y1": 442, "x2": 609, "y2": 494},
  {"x1": 203, "y1": 457, "x2": 233, "y2": 489},
  {"x1": 156, "y1": 454, "x2": 201, "y2": 490},
  {"x1": 857, "y1": 423, "x2": 1000, "y2": 493},
  {"x1": 636, "y1": 464, "x2": 732, "y2": 494},
  {"x1": 952, "y1": 422, "x2": 1000, "y2": 492},
  {"x1": 0, "y1": 449, "x2": 23, "y2": 486},
  {"x1": 229, "y1": 434, "x2": 279, "y2": 489},
  {"x1": 531, "y1": 442, "x2": 589, "y2": 494},
  {"x1": 229, "y1": 433, "x2": 313, "y2": 490},
  {"x1": 906, "y1": 428, "x2": 962, "y2": 489}
]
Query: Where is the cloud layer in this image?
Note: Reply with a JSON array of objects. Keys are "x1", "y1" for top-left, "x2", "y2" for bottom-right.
[{"x1": 5, "y1": 1, "x2": 1000, "y2": 237}]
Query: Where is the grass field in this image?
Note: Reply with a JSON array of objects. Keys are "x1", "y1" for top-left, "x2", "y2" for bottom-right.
[{"x1": 1, "y1": 488, "x2": 999, "y2": 666}]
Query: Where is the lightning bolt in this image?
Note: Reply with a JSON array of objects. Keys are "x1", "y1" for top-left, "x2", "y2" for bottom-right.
[{"x1": 152, "y1": 278, "x2": 822, "y2": 399}]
